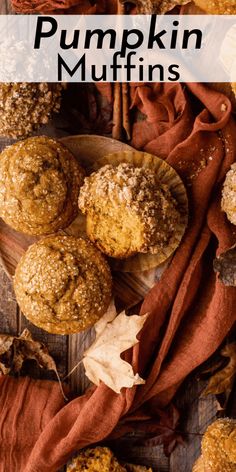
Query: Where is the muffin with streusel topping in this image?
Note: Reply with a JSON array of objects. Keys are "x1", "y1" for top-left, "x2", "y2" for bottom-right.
[
  {"x1": 66, "y1": 447, "x2": 152, "y2": 472},
  {"x1": 78, "y1": 163, "x2": 181, "y2": 259},
  {"x1": 0, "y1": 136, "x2": 84, "y2": 235},
  {"x1": 193, "y1": 418, "x2": 236, "y2": 472},
  {"x1": 0, "y1": 83, "x2": 65, "y2": 139},
  {"x1": 67, "y1": 448, "x2": 126, "y2": 472},
  {"x1": 222, "y1": 163, "x2": 236, "y2": 225},
  {"x1": 194, "y1": 0, "x2": 236, "y2": 14},
  {"x1": 14, "y1": 236, "x2": 112, "y2": 334}
]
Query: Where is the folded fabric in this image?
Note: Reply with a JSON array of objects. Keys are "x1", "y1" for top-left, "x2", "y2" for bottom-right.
[
  {"x1": 8, "y1": 82, "x2": 232, "y2": 472},
  {"x1": 11, "y1": 0, "x2": 115, "y2": 13},
  {"x1": 0, "y1": 376, "x2": 65, "y2": 472},
  {"x1": 11, "y1": 0, "x2": 83, "y2": 13}
]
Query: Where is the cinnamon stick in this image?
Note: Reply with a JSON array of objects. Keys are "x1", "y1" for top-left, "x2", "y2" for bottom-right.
[
  {"x1": 117, "y1": 0, "x2": 126, "y2": 13},
  {"x1": 112, "y1": 0, "x2": 124, "y2": 140},
  {"x1": 122, "y1": 82, "x2": 131, "y2": 141},
  {"x1": 112, "y1": 82, "x2": 123, "y2": 140},
  {"x1": 112, "y1": 0, "x2": 131, "y2": 141}
]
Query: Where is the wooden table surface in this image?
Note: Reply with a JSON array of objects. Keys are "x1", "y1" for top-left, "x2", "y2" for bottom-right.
[{"x1": 0, "y1": 2, "x2": 227, "y2": 471}]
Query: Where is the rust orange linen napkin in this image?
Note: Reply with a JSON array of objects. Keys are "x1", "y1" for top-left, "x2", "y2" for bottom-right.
[
  {"x1": 0, "y1": 83, "x2": 236, "y2": 472},
  {"x1": 0, "y1": 376, "x2": 65, "y2": 471},
  {"x1": 10, "y1": 0, "x2": 115, "y2": 13},
  {"x1": 11, "y1": 0, "x2": 84, "y2": 13}
]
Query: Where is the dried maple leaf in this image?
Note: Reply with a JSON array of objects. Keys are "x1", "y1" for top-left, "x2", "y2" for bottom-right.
[
  {"x1": 0, "y1": 329, "x2": 57, "y2": 376},
  {"x1": 214, "y1": 244, "x2": 236, "y2": 286},
  {"x1": 203, "y1": 343, "x2": 236, "y2": 407},
  {"x1": 82, "y1": 301, "x2": 148, "y2": 393},
  {"x1": 136, "y1": 405, "x2": 185, "y2": 456},
  {"x1": 121, "y1": 0, "x2": 189, "y2": 14}
]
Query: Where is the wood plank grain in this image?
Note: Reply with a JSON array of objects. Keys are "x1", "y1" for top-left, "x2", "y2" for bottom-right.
[
  {"x1": 112, "y1": 441, "x2": 169, "y2": 472},
  {"x1": 68, "y1": 329, "x2": 94, "y2": 393},
  {"x1": 0, "y1": 266, "x2": 18, "y2": 334},
  {"x1": 170, "y1": 375, "x2": 218, "y2": 472},
  {"x1": 0, "y1": 0, "x2": 13, "y2": 14},
  {"x1": 19, "y1": 312, "x2": 68, "y2": 379}
]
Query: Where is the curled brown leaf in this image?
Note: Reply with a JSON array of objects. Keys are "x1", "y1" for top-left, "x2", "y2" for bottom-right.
[
  {"x1": 214, "y1": 244, "x2": 236, "y2": 287},
  {"x1": 0, "y1": 329, "x2": 57, "y2": 375},
  {"x1": 203, "y1": 343, "x2": 236, "y2": 407},
  {"x1": 0, "y1": 329, "x2": 67, "y2": 400}
]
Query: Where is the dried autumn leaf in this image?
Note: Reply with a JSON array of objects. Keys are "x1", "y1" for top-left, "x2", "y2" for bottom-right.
[
  {"x1": 203, "y1": 343, "x2": 236, "y2": 406},
  {"x1": 0, "y1": 328, "x2": 57, "y2": 376},
  {"x1": 137, "y1": 405, "x2": 185, "y2": 456},
  {"x1": 0, "y1": 329, "x2": 67, "y2": 399},
  {"x1": 122, "y1": 0, "x2": 189, "y2": 14},
  {"x1": 214, "y1": 244, "x2": 236, "y2": 286},
  {"x1": 83, "y1": 301, "x2": 148, "y2": 393}
]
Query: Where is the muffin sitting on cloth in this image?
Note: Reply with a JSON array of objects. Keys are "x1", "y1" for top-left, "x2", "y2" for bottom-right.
[
  {"x1": 14, "y1": 236, "x2": 112, "y2": 334},
  {"x1": 67, "y1": 447, "x2": 152, "y2": 471},
  {"x1": 78, "y1": 163, "x2": 181, "y2": 259},
  {"x1": 0, "y1": 83, "x2": 65, "y2": 139},
  {"x1": 222, "y1": 163, "x2": 236, "y2": 225},
  {"x1": 0, "y1": 136, "x2": 84, "y2": 235},
  {"x1": 193, "y1": 418, "x2": 236, "y2": 472}
]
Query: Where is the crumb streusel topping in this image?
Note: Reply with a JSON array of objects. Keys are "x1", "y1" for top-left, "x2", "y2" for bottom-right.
[
  {"x1": 0, "y1": 82, "x2": 65, "y2": 139},
  {"x1": 202, "y1": 419, "x2": 236, "y2": 472},
  {"x1": 222, "y1": 163, "x2": 236, "y2": 225},
  {"x1": 67, "y1": 447, "x2": 126, "y2": 472},
  {"x1": 79, "y1": 163, "x2": 181, "y2": 259},
  {"x1": 194, "y1": 0, "x2": 236, "y2": 14}
]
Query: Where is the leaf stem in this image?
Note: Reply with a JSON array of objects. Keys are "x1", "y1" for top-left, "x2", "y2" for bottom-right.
[
  {"x1": 63, "y1": 359, "x2": 83, "y2": 381},
  {"x1": 55, "y1": 367, "x2": 68, "y2": 402}
]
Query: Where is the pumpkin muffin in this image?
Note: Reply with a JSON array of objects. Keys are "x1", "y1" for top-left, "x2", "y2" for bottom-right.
[
  {"x1": 67, "y1": 448, "x2": 126, "y2": 472},
  {"x1": 0, "y1": 136, "x2": 84, "y2": 235},
  {"x1": 194, "y1": 0, "x2": 236, "y2": 14},
  {"x1": 222, "y1": 163, "x2": 236, "y2": 225},
  {"x1": 0, "y1": 83, "x2": 65, "y2": 139},
  {"x1": 67, "y1": 447, "x2": 152, "y2": 472},
  {"x1": 14, "y1": 235, "x2": 112, "y2": 334},
  {"x1": 232, "y1": 83, "x2": 236, "y2": 100},
  {"x1": 193, "y1": 418, "x2": 236, "y2": 472},
  {"x1": 78, "y1": 163, "x2": 181, "y2": 259}
]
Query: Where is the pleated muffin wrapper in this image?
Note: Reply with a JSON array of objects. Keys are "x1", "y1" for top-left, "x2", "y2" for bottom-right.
[{"x1": 84, "y1": 150, "x2": 188, "y2": 273}]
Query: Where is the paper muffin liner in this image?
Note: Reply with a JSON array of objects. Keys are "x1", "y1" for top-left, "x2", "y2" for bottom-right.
[
  {"x1": 61, "y1": 135, "x2": 133, "y2": 173},
  {"x1": 81, "y1": 149, "x2": 188, "y2": 273}
]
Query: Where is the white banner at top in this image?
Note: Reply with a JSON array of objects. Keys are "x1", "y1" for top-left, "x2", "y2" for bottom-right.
[{"x1": 0, "y1": 14, "x2": 236, "y2": 82}]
